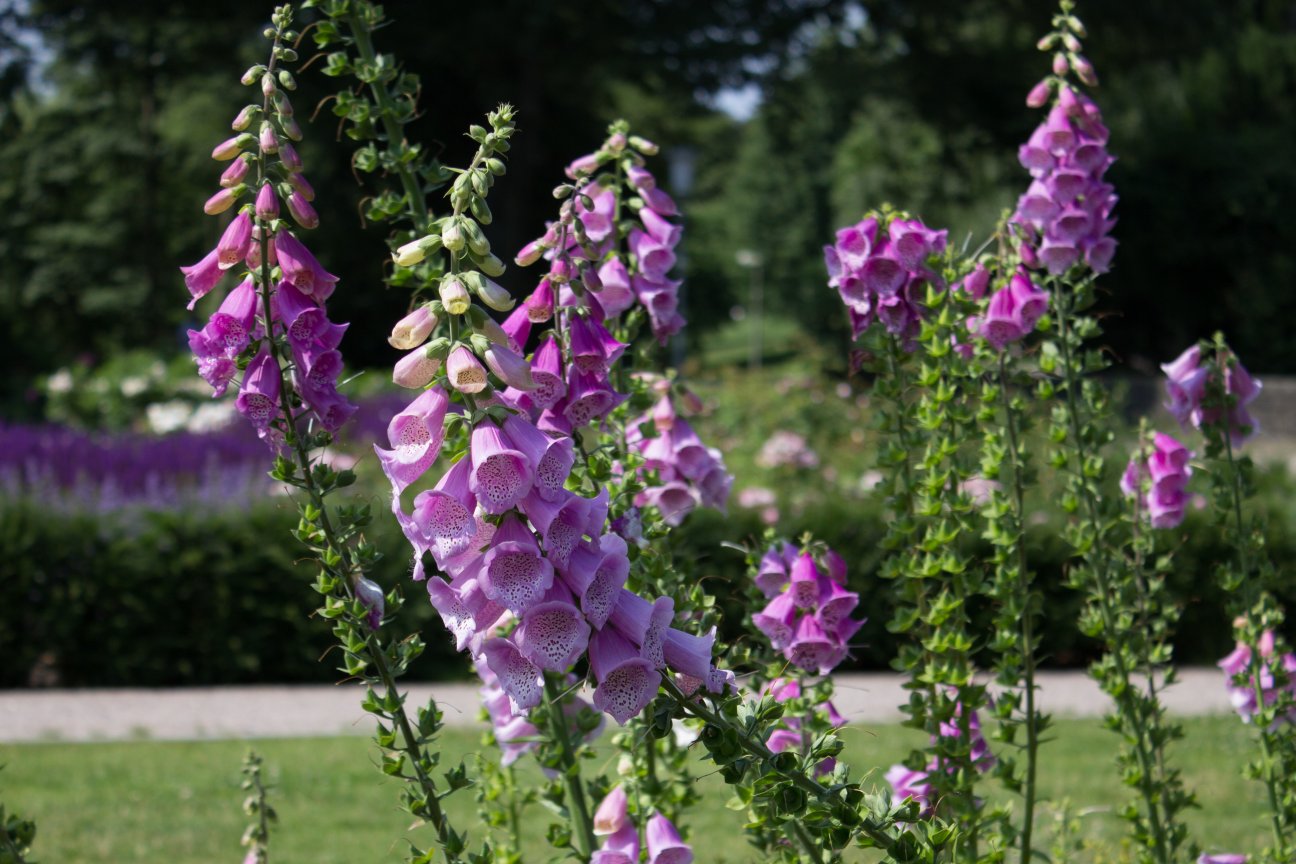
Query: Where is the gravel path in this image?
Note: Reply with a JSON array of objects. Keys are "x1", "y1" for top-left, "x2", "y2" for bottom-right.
[{"x1": 0, "y1": 669, "x2": 1232, "y2": 743}]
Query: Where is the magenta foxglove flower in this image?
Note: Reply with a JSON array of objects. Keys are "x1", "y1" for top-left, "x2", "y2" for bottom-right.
[
  {"x1": 645, "y1": 812, "x2": 692, "y2": 864},
  {"x1": 481, "y1": 636, "x2": 544, "y2": 714},
  {"x1": 751, "y1": 542, "x2": 862, "y2": 673},
  {"x1": 593, "y1": 822, "x2": 639, "y2": 864},
  {"x1": 1161, "y1": 344, "x2": 1263, "y2": 446},
  {"x1": 374, "y1": 387, "x2": 449, "y2": 495},
  {"x1": 181, "y1": 248, "x2": 226, "y2": 309},
  {"x1": 515, "y1": 584, "x2": 591, "y2": 671},
  {"x1": 1197, "y1": 854, "x2": 1247, "y2": 864},
  {"x1": 886, "y1": 764, "x2": 934, "y2": 814},
  {"x1": 590, "y1": 627, "x2": 662, "y2": 724},
  {"x1": 235, "y1": 347, "x2": 282, "y2": 431},
  {"x1": 479, "y1": 515, "x2": 554, "y2": 614},
  {"x1": 447, "y1": 345, "x2": 489, "y2": 394},
  {"x1": 274, "y1": 230, "x2": 338, "y2": 301},
  {"x1": 593, "y1": 785, "x2": 629, "y2": 836}
]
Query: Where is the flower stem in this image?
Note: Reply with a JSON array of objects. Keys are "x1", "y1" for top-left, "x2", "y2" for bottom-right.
[
  {"x1": 543, "y1": 674, "x2": 596, "y2": 860},
  {"x1": 997, "y1": 355, "x2": 1040, "y2": 863}
]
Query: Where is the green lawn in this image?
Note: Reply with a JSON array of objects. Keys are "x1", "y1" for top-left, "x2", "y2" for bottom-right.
[{"x1": 3, "y1": 716, "x2": 1267, "y2": 863}]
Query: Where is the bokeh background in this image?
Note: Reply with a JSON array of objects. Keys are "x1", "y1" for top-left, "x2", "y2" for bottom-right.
[{"x1": 3, "y1": 0, "x2": 1295, "y2": 686}]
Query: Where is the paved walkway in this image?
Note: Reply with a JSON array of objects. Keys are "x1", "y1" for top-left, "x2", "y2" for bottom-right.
[{"x1": 0, "y1": 669, "x2": 1233, "y2": 743}]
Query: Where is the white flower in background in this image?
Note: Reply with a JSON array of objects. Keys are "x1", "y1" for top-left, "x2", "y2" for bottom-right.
[{"x1": 147, "y1": 400, "x2": 192, "y2": 434}]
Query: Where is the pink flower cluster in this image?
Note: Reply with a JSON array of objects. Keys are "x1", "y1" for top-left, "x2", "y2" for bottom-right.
[
  {"x1": 824, "y1": 216, "x2": 949, "y2": 343},
  {"x1": 885, "y1": 698, "x2": 995, "y2": 815},
  {"x1": 182, "y1": 69, "x2": 353, "y2": 445},
  {"x1": 755, "y1": 430, "x2": 819, "y2": 470},
  {"x1": 961, "y1": 264, "x2": 1049, "y2": 351},
  {"x1": 763, "y1": 678, "x2": 847, "y2": 777},
  {"x1": 381, "y1": 399, "x2": 729, "y2": 724},
  {"x1": 752, "y1": 543, "x2": 863, "y2": 674},
  {"x1": 1162, "y1": 344, "x2": 1262, "y2": 447},
  {"x1": 626, "y1": 392, "x2": 732, "y2": 527},
  {"x1": 592, "y1": 786, "x2": 693, "y2": 864},
  {"x1": 475, "y1": 650, "x2": 603, "y2": 766},
  {"x1": 1119, "y1": 432, "x2": 1193, "y2": 529},
  {"x1": 1012, "y1": 84, "x2": 1117, "y2": 275},
  {"x1": 1218, "y1": 630, "x2": 1296, "y2": 726}
]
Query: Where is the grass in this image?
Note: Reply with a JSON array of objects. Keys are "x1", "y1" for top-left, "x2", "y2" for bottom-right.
[{"x1": 3, "y1": 716, "x2": 1270, "y2": 863}]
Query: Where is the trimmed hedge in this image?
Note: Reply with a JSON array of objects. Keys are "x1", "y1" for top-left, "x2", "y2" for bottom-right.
[{"x1": 4, "y1": 467, "x2": 1294, "y2": 686}]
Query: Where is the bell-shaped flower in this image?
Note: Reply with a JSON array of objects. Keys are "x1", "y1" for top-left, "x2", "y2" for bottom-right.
[
  {"x1": 661, "y1": 626, "x2": 716, "y2": 682},
  {"x1": 787, "y1": 552, "x2": 823, "y2": 609},
  {"x1": 817, "y1": 579, "x2": 860, "y2": 631},
  {"x1": 393, "y1": 346, "x2": 441, "y2": 389},
  {"x1": 886, "y1": 764, "x2": 933, "y2": 813},
  {"x1": 755, "y1": 545, "x2": 790, "y2": 597},
  {"x1": 980, "y1": 284, "x2": 1026, "y2": 350},
  {"x1": 469, "y1": 421, "x2": 534, "y2": 514},
  {"x1": 447, "y1": 346, "x2": 489, "y2": 394},
  {"x1": 522, "y1": 487, "x2": 606, "y2": 571},
  {"x1": 200, "y1": 277, "x2": 259, "y2": 358},
  {"x1": 480, "y1": 515, "x2": 554, "y2": 614},
  {"x1": 389, "y1": 306, "x2": 438, "y2": 350},
  {"x1": 593, "y1": 821, "x2": 639, "y2": 864},
  {"x1": 645, "y1": 812, "x2": 692, "y2": 864},
  {"x1": 595, "y1": 257, "x2": 636, "y2": 319},
  {"x1": 374, "y1": 387, "x2": 449, "y2": 495},
  {"x1": 503, "y1": 414, "x2": 573, "y2": 502},
  {"x1": 752, "y1": 592, "x2": 797, "y2": 651},
  {"x1": 637, "y1": 482, "x2": 698, "y2": 527},
  {"x1": 528, "y1": 335, "x2": 567, "y2": 409},
  {"x1": 216, "y1": 212, "x2": 254, "y2": 270},
  {"x1": 593, "y1": 785, "x2": 629, "y2": 836},
  {"x1": 481, "y1": 636, "x2": 544, "y2": 714},
  {"x1": 578, "y1": 534, "x2": 630, "y2": 629},
  {"x1": 406, "y1": 458, "x2": 478, "y2": 565},
  {"x1": 609, "y1": 590, "x2": 674, "y2": 667},
  {"x1": 515, "y1": 582, "x2": 591, "y2": 671},
  {"x1": 629, "y1": 228, "x2": 676, "y2": 281},
  {"x1": 236, "y1": 347, "x2": 281, "y2": 431},
  {"x1": 860, "y1": 240, "x2": 906, "y2": 297},
  {"x1": 484, "y1": 344, "x2": 536, "y2": 391},
  {"x1": 787, "y1": 615, "x2": 845, "y2": 674},
  {"x1": 271, "y1": 280, "x2": 325, "y2": 348},
  {"x1": 1008, "y1": 270, "x2": 1049, "y2": 332},
  {"x1": 563, "y1": 367, "x2": 623, "y2": 428},
  {"x1": 427, "y1": 578, "x2": 504, "y2": 652},
  {"x1": 590, "y1": 627, "x2": 661, "y2": 724},
  {"x1": 274, "y1": 230, "x2": 338, "y2": 301},
  {"x1": 181, "y1": 248, "x2": 226, "y2": 309}
]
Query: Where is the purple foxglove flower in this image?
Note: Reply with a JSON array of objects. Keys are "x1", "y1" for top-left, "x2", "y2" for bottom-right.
[
  {"x1": 481, "y1": 636, "x2": 544, "y2": 714},
  {"x1": 515, "y1": 238, "x2": 546, "y2": 267},
  {"x1": 388, "y1": 305, "x2": 438, "y2": 351},
  {"x1": 565, "y1": 152, "x2": 600, "y2": 178},
  {"x1": 626, "y1": 164, "x2": 655, "y2": 190},
  {"x1": 187, "y1": 331, "x2": 237, "y2": 396},
  {"x1": 220, "y1": 155, "x2": 250, "y2": 187},
  {"x1": 1071, "y1": 139, "x2": 1109, "y2": 173},
  {"x1": 637, "y1": 482, "x2": 698, "y2": 527},
  {"x1": 256, "y1": 184, "x2": 279, "y2": 221},
  {"x1": 516, "y1": 587, "x2": 591, "y2": 671},
  {"x1": 698, "y1": 463, "x2": 733, "y2": 511},
  {"x1": 568, "y1": 315, "x2": 626, "y2": 375},
  {"x1": 593, "y1": 785, "x2": 629, "y2": 836},
  {"x1": 428, "y1": 578, "x2": 503, "y2": 652},
  {"x1": 593, "y1": 822, "x2": 639, "y2": 864},
  {"x1": 447, "y1": 346, "x2": 489, "y2": 394},
  {"x1": 236, "y1": 347, "x2": 282, "y2": 431},
  {"x1": 609, "y1": 590, "x2": 674, "y2": 667},
  {"x1": 861, "y1": 240, "x2": 906, "y2": 297},
  {"x1": 216, "y1": 212, "x2": 254, "y2": 270},
  {"x1": 767, "y1": 728, "x2": 803, "y2": 754},
  {"x1": 480, "y1": 515, "x2": 553, "y2": 613},
  {"x1": 980, "y1": 285, "x2": 1025, "y2": 350},
  {"x1": 589, "y1": 626, "x2": 661, "y2": 724},
  {"x1": 1018, "y1": 127, "x2": 1056, "y2": 176},
  {"x1": 1008, "y1": 270, "x2": 1048, "y2": 331},
  {"x1": 579, "y1": 534, "x2": 630, "y2": 629},
  {"x1": 1226, "y1": 357, "x2": 1263, "y2": 406},
  {"x1": 1016, "y1": 180, "x2": 1060, "y2": 226},
  {"x1": 406, "y1": 458, "x2": 478, "y2": 564},
  {"x1": 1038, "y1": 237, "x2": 1080, "y2": 275},
  {"x1": 203, "y1": 187, "x2": 240, "y2": 215},
  {"x1": 563, "y1": 367, "x2": 623, "y2": 428},
  {"x1": 629, "y1": 228, "x2": 677, "y2": 281},
  {"x1": 817, "y1": 580, "x2": 860, "y2": 631},
  {"x1": 374, "y1": 387, "x2": 449, "y2": 495},
  {"x1": 200, "y1": 277, "x2": 259, "y2": 357},
  {"x1": 278, "y1": 141, "x2": 303, "y2": 173},
  {"x1": 287, "y1": 191, "x2": 319, "y2": 229},
  {"x1": 640, "y1": 207, "x2": 681, "y2": 247},
  {"x1": 787, "y1": 614, "x2": 845, "y2": 674},
  {"x1": 641, "y1": 186, "x2": 677, "y2": 216},
  {"x1": 788, "y1": 552, "x2": 823, "y2": 609},
  {"x1": 1146, "y1": 483, "x2": 1188, "y2": 529},
  {"x1": 662, "y1": 626, "x2": 715, "y2": 681},
  {"x1": 890, "y1": 219, "x2": 947, "y2": 270},
  {"x1": 1040, "y1": 105, "x2": 1077, "y2": 154},
  {"x1": 293, "y1": 344, "x2": 344, "y2": 403},
  {"x1": 578, "y1": 187, "x2": 617, "y2": 243},
  {"x1": 595, "y1": 257, "x2": 636, "y2": 319},
  {"x1": 1026, "y1": 78, "x2": 1051, "y2": 108},
  {"x1": 520, "y1": 489, "x2": 606, "y2": 569},
  {"x1": 393, "y1": 347, "x2": 441, "y2": 389},
  {"x1": 752, "y1": 591, "x2": 797, "y2": 651},
  {"x1": 1197, "y1": 855, "x2": 1247, "y2": 864},
  {"x1": 503, "y1": 414, "x2": 573, "y2": 502},
  {"x1": 485, "y1": 344, "x2": 536, "y2": 391},
  {"x1": 959, "y1": 264, "x2": 990, "y2": 300},
  {"x1": 288, "y1": 172, "x2": 315, "y2": 202},
  {"x1": 274, "y1": 231, "x2": 338, "y2": 301},
  {"x1": 1119, "y1": 457, "x2": 1145, "y2": 499},
  {"x1": 645, "y1": 812, "x2": 692, "y2": 864},
  {"x1": 1161, "y1": 345, "x2": 1208, "y2": 426},
  {"x1": 181, "y1": 248, "x2": 225, "y2": 309},
  {"x1": 500, "y1": 305, "x2": 532, "y2": 353},
  {"x1": 353, "y1": 577, "x2": 385, "y2": 630},
  {"x1": 755, "y1": 545, "x2": 790, "y2": 597},
  {"x1": 1044, "y1": 169, "x2": 1087, "y2": 206},
  {"x1": 525, "y1": 278, "x2": 555, "y2": 324},
  {"x1": 528, "y1": 335, "x2": 567, "y2": 410},
  {"x1": 272, "y1": 280, "x2": 326, "y2": 347},
  {"x1": 1084, "y1": 237, "x2": 1117, "y2": 274},
  {"x1": 886, "y1": 764, "x2": 932, "y2": 812},
  {"x1": 495, "y1": 713, "x2": 542, "y2": 766}
]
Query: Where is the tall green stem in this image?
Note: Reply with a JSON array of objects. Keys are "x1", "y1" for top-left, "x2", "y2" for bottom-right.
[{"x1": 543, "y1": 675, "x2": 596, "y2": 860}]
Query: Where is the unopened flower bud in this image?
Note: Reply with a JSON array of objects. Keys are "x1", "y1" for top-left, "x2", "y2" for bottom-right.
[
  {"x1": 354, "y1": 577, "x2": 384, "y2": 631},
  {"x1": 231, "y1": 105, "x2": 258, "y2": 132},
  {"x1": 475, "y1": 276, "x2": 515, "y2": 312},
  {"x1": 277, "y1": 69, "x2": 296, "y2": 91},
  {"x1": 608, "y1": 132, "x2": 627, "y2": 151},
  {"x1": 515, "y1": 239, "x2": 546, "y2": 267},
  {"x1": 439, "y1": 279, "x2": 470, "y2": 315},
  {"x1": 273, "y1": 90, "x2": 294, "y2": 117},
  {"x1": 211, "y1": 134, "x2": 252, "y2": 161},
  {"x1": 259, "y1": 122, "x2": 278, "y2": 154},
  {"x1": 566, "y1": 152, "x2": 600, "y2": 178},
  {"x1": 462, "y1": 219, "x2": 490, "y2": 257},
  {"x1": 279, "y1": 142, "x2": 302, "y2": 173},
  {"x1": 476, "y1": 253, "x2": 506, "y2": 278},
  {"x1": 220, "y1": 155, "x2": 250, "y2": 188},
  {"x1": 629, "y1": 135, "x2": 659, "y2": 155},
  {"x1": 1067, "y1": 16, "x2": 1087, "y2": 38},
  {"x1": 394, "y1": 240, "x2": 428, "y2": 267},
  {"x1": 287, "y1": 192, "x2": 318, "y2": 229},
  {"x1": 1026, "y1": 79, "x2": 1051, "y2": 108},
  {"x1": 1072, "y1": 54, "x2": 1098, "y2": 86},
  {"x1": 389, "y1": 306, "x2": 438, "y2": 350},
  {"x1": 484, "y1": 344, "x2": 535, "y2": 391},
  {"x1": 392, "y1": 347, "x2": 441, "y2": 389},
  {"x1": 204, "y1": 186, "x2": 243, "y2": 215},
  {"x1": 1053, "y1": 52, "x2": 1069, "y2": 76},
  {"x1": 261, "y1": 71, "x2": 276, "y2": 97},
  {"x1": 485, "y1": 158, "x2": 506, "y2": 176},
  {"x1": 255, "y1": 184, "x2": 279, "y2": 220},
  {"x1": 289, "y1": 173, "x2": 315, "y2": 202},
  {"x1": 441, "y1": 220, "x2": 465, "y2": 253},
  {"x1": 1061, "y1": 33, "x2": 1081, "y2": 52},
  {"x1": 240, "y1": 65, "x2": 266, "y2": 86},
  {"x1": 1037, "y1": 34, "x2": 1057, "y2": 51}
]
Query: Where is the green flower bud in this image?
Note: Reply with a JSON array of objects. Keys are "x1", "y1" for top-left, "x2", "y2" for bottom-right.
[
  {"x1": 441, "y1": 220, "x2": 465, "y2": 253},
  {"x1": 461, "y1": 219, "x2": 490, "y2": 257},
  {"x1": 474, "y1": 252, "x2": 506, "y2": 278},
  {"x1": 470, "y1": 196, "x2": 493, "y2": 226},
  {"x1": 394, "y1": 240, "x2": 427, "y2": 267},
  {"x1": 241, "y1": 65, "x2": 267, "y2": 86},
  {"x1": 278, "y1": 69, "x2": 297, "y2": 91}
]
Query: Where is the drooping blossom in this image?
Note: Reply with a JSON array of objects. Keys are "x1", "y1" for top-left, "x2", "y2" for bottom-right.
[
  {"x1": 1161, "y1": 344, "x2": 1262, "y2": 447},
  {"x1": 1217, "y1": 630, "x2": 1296, "y2": 727},
  {"x1": 751, "y1": 542, "x2": 862, "y2": 674},
  {"x1": 1119, "y1": 432, "x2": 1193, "y2": 529},
  {"x1": 886, "y1": 693, "x2": 995, "y2": 816},
  {"x1": 626, "y1": 392, "x2": 732, "y2": 523},
  {"x1": 824, "y1": 215, "x2": 948, "y2": 344}
]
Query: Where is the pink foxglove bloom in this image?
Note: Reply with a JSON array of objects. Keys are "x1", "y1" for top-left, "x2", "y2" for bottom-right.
[
  {"x1": 374, "y1": 387, "x2": 449, "y2": 495},
  {"x1": 481, "y1": 636, "x2": 544, "y2": 714},
  {"x1": 274, "y1": 230, "x2": 338, "y2": 301},
  {"x1": 593, "y1": 785, "x2": 629, "y2": 836},
  {"x1": 645, "y1": 812, "x2": 692, "y2": 864},
  {"x1": 255, "y1": 184, "x2": 279, "y2": 220},
  {"x1": 1197, "y1": 855, "x2": 1247, "y2": 864},
  {"x1": 1217, "y1": 631, "x2": 1296, "y2": 726},
  {"x1": 752, "y1": 542, "x2": 862, "y2": 673},
  {"x1": 181, "y1": 248, "x2": 226, "y2": 309},
  {"x1": 447, "y1": 345, "x2": 489, "y2": 394},
  {"x1": 593, "y1": 822, "x2": 639, "y2": 864},
  {"x1": 590, "y1": 627, "x2": 661, "y2": 724},
  {"x1": 392, "y1": 347, "x2": 441, "y2": 389},
  {"x1": 1161, "y1": 344, "x2": 1262, "y2": 446},
  {"x1": 516, "y1": 584, "x2": 591, "y2": 671},
  {"x1": 235, "y1": 347, "x2": 281, "y2": 431}
]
